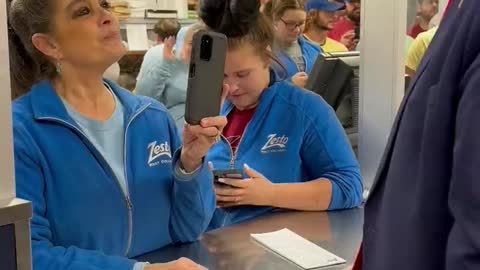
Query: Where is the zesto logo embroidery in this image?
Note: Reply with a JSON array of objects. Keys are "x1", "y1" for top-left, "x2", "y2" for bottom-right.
[
  {"x1": 147, "y1": 141, "x2": 172, "y2": 166},
  {"x1": 261, "y1": 134, "x2": 288, "y2": 153}
]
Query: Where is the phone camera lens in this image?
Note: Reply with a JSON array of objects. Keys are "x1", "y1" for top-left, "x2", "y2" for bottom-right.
[{"x1": 200, "y1": 35, "x2": 213, "y2": 61}]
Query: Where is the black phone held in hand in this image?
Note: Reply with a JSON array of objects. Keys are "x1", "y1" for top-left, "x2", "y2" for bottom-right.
[
  {"x1": 213, "y1": 169, "x2": 244, "y2": 187},
  {"x1": 185, "y1": 31, "x2": 228, "y2": 125}
]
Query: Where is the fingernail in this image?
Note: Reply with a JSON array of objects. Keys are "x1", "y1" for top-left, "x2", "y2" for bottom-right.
[
  {"x1": 218, "y1": 178, "x2": 225, "y2": 183},
  {"x1": 244, "y1": 163, "x2": 250, "y2": 169}
]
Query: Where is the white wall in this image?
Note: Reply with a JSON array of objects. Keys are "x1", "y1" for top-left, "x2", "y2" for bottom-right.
[
  {"x1": 407, "y1": 0, "x2": 418, "y2": 28},
  {"x1": 156, "y1": 0, "x2": 189, "y2": 18},
  {"x1": 358, "y1": 0, "x2": 407, "y2": 191},
  {"x1": 0, "y1": 0, "x2": 15, "y2": 203}
]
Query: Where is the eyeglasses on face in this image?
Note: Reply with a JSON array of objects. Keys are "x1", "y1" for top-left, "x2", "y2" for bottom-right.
[{"x1": 279, "y1": 18, "x2": 306, "y2": 31}]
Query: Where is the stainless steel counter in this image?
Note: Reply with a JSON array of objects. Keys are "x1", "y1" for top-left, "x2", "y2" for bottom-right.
[{"x1": 136, "y1": 208, "x2": 363, "y2": 270}]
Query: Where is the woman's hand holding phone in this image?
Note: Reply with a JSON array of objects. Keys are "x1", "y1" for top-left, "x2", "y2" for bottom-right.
[
  {"x1": 180, "y1": 116, "x2": 227, "y2": 173},
  {"x1": 180, "y1": 86, "x2": 229, "y2": 173},
  {"x1": 212, "y1": 164, "x2": 275, "y2": 208}
]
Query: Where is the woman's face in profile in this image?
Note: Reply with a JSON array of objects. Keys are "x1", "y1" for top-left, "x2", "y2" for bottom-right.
[
  {"x1": 34, "y1": 0, "x2": 126, "y2": 72},
  {"x1": 274, "y1": 9, "x2": 307, "y2": 44}
]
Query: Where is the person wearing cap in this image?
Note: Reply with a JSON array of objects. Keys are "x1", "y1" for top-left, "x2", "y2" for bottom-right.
[
  {"x1": 303, "y1": 0, "x2": 348, "y2": 53},
  {"x1": 328, "y1": 0, "x2": 360, "y2": 51}
]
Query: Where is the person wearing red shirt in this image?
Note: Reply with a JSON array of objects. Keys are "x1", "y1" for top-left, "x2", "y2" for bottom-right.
[
  {"x1": 408, "y1": 0, "x2": 439, "y2": 39},
  {"x1": 328, "y1": 0, "x2": 361, "y2": 50}
]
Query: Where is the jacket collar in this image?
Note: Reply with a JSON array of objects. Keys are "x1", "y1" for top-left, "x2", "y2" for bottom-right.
[
  {"x1": 30, "y1": 79, "x2": 150, "y2": 123},
  {"x1": 276, "y1": 36, "x2": 320, "y2": 74},
  {"x1": 297, "y1": 35, "x2": 308, "y2": 47}
]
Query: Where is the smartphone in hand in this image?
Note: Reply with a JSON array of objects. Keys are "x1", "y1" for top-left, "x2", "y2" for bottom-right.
[
  {"x1": 213, "y1": 169, "x2": 244, "y2": 187},
  {"x1": 185, "y1": 31, "x2": 227, "y2": 125}
]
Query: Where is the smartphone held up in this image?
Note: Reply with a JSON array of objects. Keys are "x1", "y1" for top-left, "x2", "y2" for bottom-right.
[{"x1": 185, "y1": 31, "x2": 228, "y2": 125}]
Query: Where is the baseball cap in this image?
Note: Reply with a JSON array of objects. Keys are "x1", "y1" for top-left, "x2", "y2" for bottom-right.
[{"x1": 305, "y1": 0, "x2": 346, "y2": 12}]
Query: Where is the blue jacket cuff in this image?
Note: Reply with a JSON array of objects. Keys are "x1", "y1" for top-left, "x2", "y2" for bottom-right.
[
  {"x1": 326, "y1": 171, "x2": 363, "y2": 210},
  {"x1": 172, "y1": 148, "x2": 204, "y2": 181}
]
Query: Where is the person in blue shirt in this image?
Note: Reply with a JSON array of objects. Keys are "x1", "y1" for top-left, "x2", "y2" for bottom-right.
[
  {"x1": 135, "y1": 19, "x2": 183, "y2": 83},
  {"x1": 8, "y1": 0, "x2": 226, "y2": 270},
  {"x1": 199, "y1": 0, "x2": 362, "y2": 230},
  {"x1": 265, "y1": 0, "x2": 322, "y2": 88},
  {"x1": 136, "y1": 24, "x2": 205, "y2": 131}
]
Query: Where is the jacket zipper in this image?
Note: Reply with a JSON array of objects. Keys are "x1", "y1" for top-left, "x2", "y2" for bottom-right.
[
  {"x1": 303, "y1": 54, "x2": 310, "y2": 73},
  {"x1": 38, "y1": 103, "x2": 150, "y2": 257},
  {"x1": 221, "y1": 106, "x2": 253, "y2": 168},
  {"x1": 221, "y1": 135, "x2": 235, "y2": 168},
  {"x1": 284, "y1": 44, "x2": 310, "y2": 73},
  {"x1": 122, "y1": 104, "x2": 150, "y2": 255},
  {"x1": 288, "y1": 56, "x2": 307, "y2": 74},
  {"x1": 220, "y1": 120, "x2": 251, "y2": 228}
]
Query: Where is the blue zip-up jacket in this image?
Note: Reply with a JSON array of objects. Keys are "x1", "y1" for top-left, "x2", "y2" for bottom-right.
[
  {"x1": 13, "y1": 80, "x2": 215, "y2": 270},
  {"x1": 274, "y1": 36, "x2": 322, "y2": 80},
  {"x1": 206, "y1": 79, "x2": 362, "y2": 229}
]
